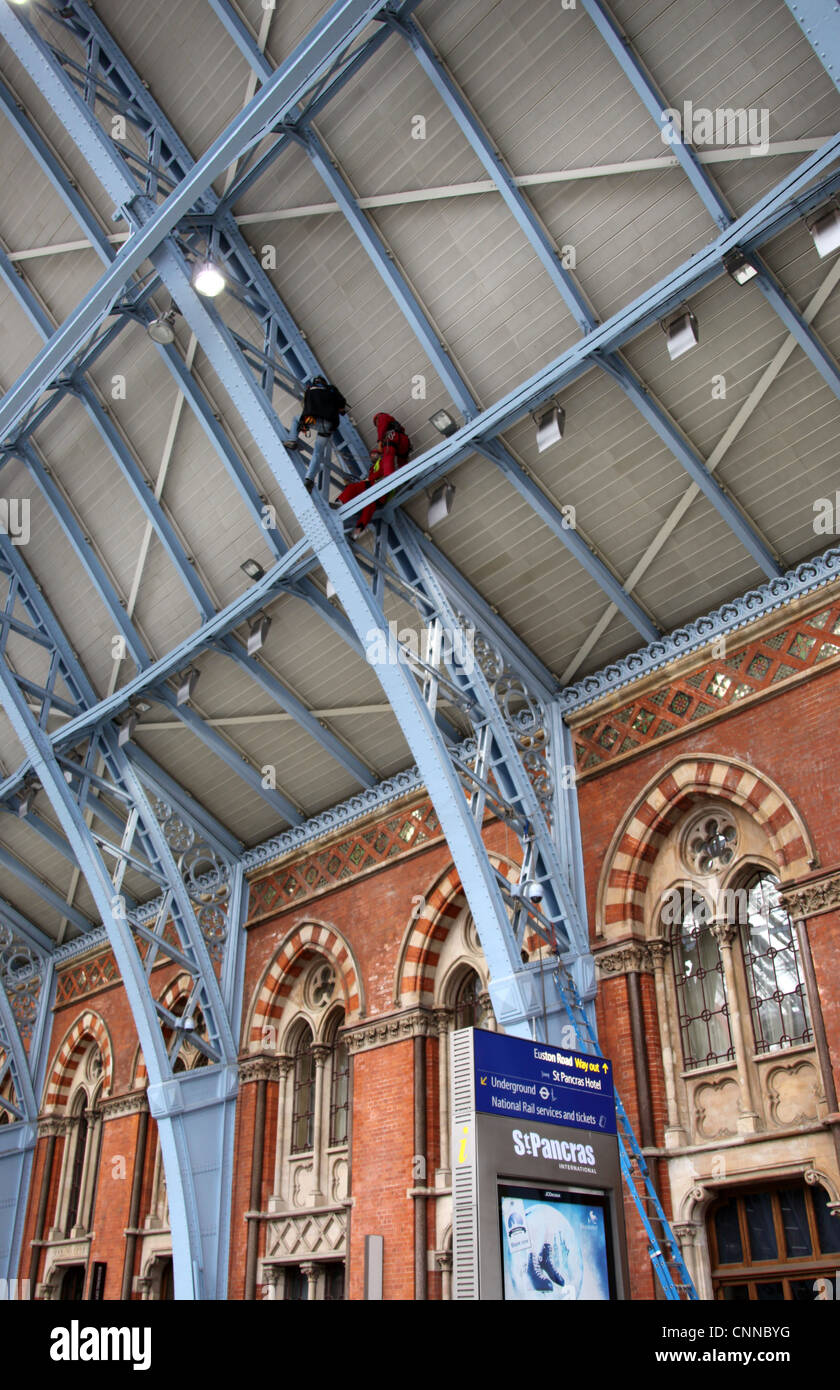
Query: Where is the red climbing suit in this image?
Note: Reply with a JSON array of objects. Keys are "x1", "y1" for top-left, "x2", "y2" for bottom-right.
[{"x1": 336, "y1": 413, "x2": 411, "y2": 532}]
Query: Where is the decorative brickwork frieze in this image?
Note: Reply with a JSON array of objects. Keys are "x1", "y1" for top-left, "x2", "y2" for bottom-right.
[
  {"x1": 246, "y1": 798, "x2": 442, "y2": 922},
  {"x1": 572, "y1": 599, "x2": 840, "y2": 776}
]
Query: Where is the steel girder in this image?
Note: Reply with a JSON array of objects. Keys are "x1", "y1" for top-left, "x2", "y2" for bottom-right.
[
  {"x1": 381, "y1": 13, "x2": 785, "y2": 577},
  {"x1": 0, "y1": 0, "x2": 388, "y2": 438},
  {"x1": 208, "y1": 6, "x2": 783, "y2": 580},
  {"x1": 579, "y1": 0, "x2": 840, "y2": 408},
  {"x1": 0, "y1": 536, "x2": 245, "y2": 1298},
  {"x1": 784, "y1": 1, "x2": 840, "y2": 94},
  {"x1": 0, "y1": 10, "x2": 384, "y2": 794}
]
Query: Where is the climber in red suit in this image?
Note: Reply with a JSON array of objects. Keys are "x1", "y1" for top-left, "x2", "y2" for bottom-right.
[{"x1": 333, "y1": 413, "x2": 411, "y2": 539}]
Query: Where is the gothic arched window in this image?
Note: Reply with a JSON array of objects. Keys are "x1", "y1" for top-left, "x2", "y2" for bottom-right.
[
  {"x1": 452, "y1": 969, "x2": 482, "y2": 1031},
  {"x1": 672, "y1": 893, "x2": 734, "y2": 1070},
  {"x1": 290, "y1": 1024, "x2": 316, "y2": 1154},
  {"x1": 739, "y1": 872, "x2": 811, "y2": 1054}
]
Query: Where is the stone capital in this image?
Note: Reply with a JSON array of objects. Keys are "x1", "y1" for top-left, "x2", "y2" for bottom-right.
[
  {"x1": 780, "y1": 869, "x2": 840, "y2": 922},
  {"x1": 343, "y1": 1007, "x2": 433, "y2": 1055},
  {"x1": 594, "y1": 941, "x2": 652, "y2": 977}
]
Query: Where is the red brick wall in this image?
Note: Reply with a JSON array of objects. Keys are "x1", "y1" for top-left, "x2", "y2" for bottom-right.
[
  {"x1": 85, "y1": 1111, "x2": 140, "y2": 1298},
  {"x1": 347, "y1": 1039, "x2": 415, "y2": 1300}
]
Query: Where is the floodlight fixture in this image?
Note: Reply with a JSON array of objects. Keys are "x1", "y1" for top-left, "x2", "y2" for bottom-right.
[
  {"x1": 325, "y1": 578, "x2": 337, "y2": 600},
  {"x1": 17, "y1": 785, "x2": 34, "y2": 818},
  {"x1": 809, "y1": 206, "x2": 840, "y2": 259},
  {"x1": 240, "y1": 558, "x2": 265, "y2": 581},
  {"x1": 117, "y1": 711, "x2": 138, "y2": 747},
  {"x1": 663, "y1": 308, "x2": 699, "y2": 360},
  {"x1": 427, "y1": 482, "x2": 455, "y2": 529},
  {"x1": 147, "y1": 308, "x2": 179, "y2": 344},
  {"x1": 247, "y1": 613, "x2": 271, "y2": 655},
  {"x1": 429, "y1": 409, "x2": 458, "y2": 437},
  {"x1": 192, "y1": 257, "x2": 226, "y2": 298},
  {"x1": 176, "y1": 668, "x2": 198, "y2": 706},
  {"x1": 723, "y1": 248, "x2": 758, "y2": 285},
  {"x1": 535, "y1": 404, "x2": 565, "y2": 452}
]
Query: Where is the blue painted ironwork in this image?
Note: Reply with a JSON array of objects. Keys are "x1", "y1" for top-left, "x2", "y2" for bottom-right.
[
  {"x1": 784, "y1": 0, "x2": 840, "y2": 92},
  {"x1": 580, "y1": 0, "x2": 840, "y2": 405},
  {"x1": 0, "y1": 0, "x2": 389, "y2": 442},
  {"x1": 0, "y1": 10, "x2": 386, "y2": 790},
  {"x1": 0, "y1": 535, "x2": 243, "y2": 1298}
]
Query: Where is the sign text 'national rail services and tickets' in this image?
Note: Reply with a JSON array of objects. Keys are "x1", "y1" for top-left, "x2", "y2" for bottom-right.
[{"x1": 473, "y1": 1030, "x2": 617, "y2": 1135}]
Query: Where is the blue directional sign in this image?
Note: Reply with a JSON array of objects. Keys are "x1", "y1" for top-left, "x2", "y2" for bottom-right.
[{"x1": 473, "y1": 1029, "x2": 617, "y2": 1135}]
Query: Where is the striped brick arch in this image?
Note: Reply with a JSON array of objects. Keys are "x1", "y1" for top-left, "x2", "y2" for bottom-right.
[
  {"x1": 132, "y1": 973, "x2": 195, "y2": 1087},
  {"x1": 43, "y1": 1010, "x2": 113, "y2": 1112},
  {"x1": 596, "y1": 755, "x2": 815, "y2": 937},
  {"x1": 245, "y1": 922, "x2": 363, "y2": 1054},
  {"x1": 395, "y1": 854, "x2": 520, "y2": 1006}
]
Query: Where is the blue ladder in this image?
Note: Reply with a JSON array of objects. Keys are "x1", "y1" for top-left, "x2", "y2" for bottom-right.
[{"x1": 552, "y1": 961, "x2": 698, "y2": 1300}]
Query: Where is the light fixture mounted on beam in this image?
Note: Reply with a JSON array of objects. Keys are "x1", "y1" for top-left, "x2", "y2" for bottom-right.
[
  {"x1": 534, "y1": 402, "x2": 565, "y2": 452},
  {"x1": 147, "y1": 306, "x2": 179, "y2": 345},
  {"x1": 246, "y1": 613, "x2": 271, "y2": 655},
  {"x1": 17, "y1": 783, "x2": 35, "y2": 818},
  {"x1": 723, "y1": 248, "x2": 758, "y2": 285},
  {"x1": 429, "y1": 409, "x2": 459, "y2": 437},
  {"x1": 240, "y1": 558, "x2": 265, "y2": 582},
  {"x1": 176, "y1": 668, "x2": 198, "y2": 706},
  {"x1": 192, "y1": 236, "x2": 227, "y2": 298},
  {"x1": 808, "y1": 205, "x2": 840, "y2": 259},
  {"x1": 662, "y1": 307, "x2": 699, "y2": 360},
  {"x1": 427, "y1": 481, "x2": 455, "y2": 529}
]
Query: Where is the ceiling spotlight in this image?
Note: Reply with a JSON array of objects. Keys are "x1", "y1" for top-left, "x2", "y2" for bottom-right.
[
  {"x1": 429, "y1": 409, "x2": 458, "y2": 437},
  {"x1": 535, "y1": 404, "x2": 565, "y2": 452},
  {"x1": 809, "y1": 206, "x2": 840, "y2": 259},
  {"x1": 325, "y1": 578, "x2": 337, "y2": 600},
  {"x1": 427, "y1": 481, "x2": 455, "y2": 528},
  {"x1": 240, "y1": 558, "x2": 265, "y2": 581},
  {"x1": 135, "y1": 699, "x2": 152, "y2": 714},
  {"x1": 663, "y1": 308, "x2": 699, "y2": 361},
  {"x1": 192, "y1": 257, "x2": 226, "y2": 298},
  {"x1": 176, "y1": 668, "x2": 198, "y2": 706},
  {"x1": 246, "y1": 613, "x2": 271, "y2": 655},
  {"x1": 17, "y1": 787, "x2": 34, "y2": 818},
  {"x1": 117, "y1": 711, "x2": 138, "y2": 747},
  {"x1": 147, "y1": 308, "x2": 179, "y2": 345},
  {"x1": 723, "y1": 248, "x2": 758, "y2": 285}
]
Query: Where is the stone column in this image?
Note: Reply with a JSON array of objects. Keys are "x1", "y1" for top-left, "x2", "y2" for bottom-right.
[
  {"x1": 648, "y1": 940, "x2": 688, "y2": 1147},
  {"x1": 433, "y1": 1008, "x2": 452, "y2": 1178},
  {"x1": 270, "y1": 1056, "x2": 293, "y2": 1210},
  {"x1": 711, "y1": 921, "x2": 762, "y2": 1132},
  {"x1": 672, "y1": 1222, "x2": 706, "y2": 1301},
  {"x1": 300, "y1": 1260, "x2": 319, "y2": 1301},
  {"x1": 477, "y1": 990, "x2": 496, "y2": 1032},
  {"x1": 77, "y1": 1106, "x2": 102, "y2": 1233},
  {"x1": 261, "y1": 1264, "x2": 280, "y2": 1301},
  {"x1": 310, "y1": 1045, "x2": 331, "y2": 1204},
  {"x1": 435, "y1": 1249, "x2": 452, "y2": 1302}
]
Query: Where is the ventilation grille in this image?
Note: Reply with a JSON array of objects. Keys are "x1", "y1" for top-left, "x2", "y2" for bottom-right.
[{"x1": 451, "y1": 1028, "x2": 478, "y2": 1299}]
